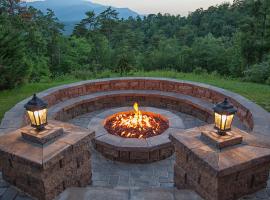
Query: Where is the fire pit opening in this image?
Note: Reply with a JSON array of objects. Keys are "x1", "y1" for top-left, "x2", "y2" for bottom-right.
[{"x1": 104, "y1": 103, "x2": 169, "y2": 139}]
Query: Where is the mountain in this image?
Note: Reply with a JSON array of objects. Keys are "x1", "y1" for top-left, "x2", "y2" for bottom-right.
[{"x1": 24, "y1": 0, "x2": 141, "y2": 34}]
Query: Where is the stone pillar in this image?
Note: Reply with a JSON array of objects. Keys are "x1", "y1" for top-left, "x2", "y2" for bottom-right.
[
  {"x1": 0, "y1": 120, "x2": 94, "y2": 200},
  {"x1": 170, "y1": 125, "x2": 270, "y2": 200}
]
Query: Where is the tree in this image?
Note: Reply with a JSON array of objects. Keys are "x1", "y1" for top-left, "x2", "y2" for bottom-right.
[
  {"x1": 73, "y1": 11, "x2": 97, "y2": 37},
  {"x1": 190, "y1": 34, "x2": 228, "y2": 74},
  {"x1": 0, "y1": 28, "x2": 28, "y2": 89},
  {"x1": 97, "y1": 7, "x2": 119, "y2": 41}
]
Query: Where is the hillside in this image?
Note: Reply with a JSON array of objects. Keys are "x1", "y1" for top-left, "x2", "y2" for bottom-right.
[
  {"x1": 25, "y1": 0, "x2": 141, "y2": 34},
  {"x1": 1, "y1": 0, "x2": 269, "y2": 92}
]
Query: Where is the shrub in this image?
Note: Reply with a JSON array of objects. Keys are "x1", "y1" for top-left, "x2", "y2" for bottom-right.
[
  {"x1": 193, "y1": 67, "x2": 207, "y2": 75},
  {"x1": 266, "y1": 77, "x2": 270, "y2": 85},
  {"x1": 243, "y1": 61, "x2": 270, "y2": 84}
]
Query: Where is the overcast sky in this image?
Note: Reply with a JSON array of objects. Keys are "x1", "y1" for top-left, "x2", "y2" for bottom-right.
[
  {"x1": 91, "y1": 0, "x2": 233, "y2": 15},
  {"x1": 24, "y1": 0, "x2": 233, "y2": 16}
]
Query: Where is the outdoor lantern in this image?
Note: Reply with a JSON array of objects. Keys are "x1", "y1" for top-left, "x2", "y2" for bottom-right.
[
  {"x1": 213, "y1": 98, "x2": 237, "y2": 135},
  {"x1": 24, "y1": 94, "x2": 48, "y2": 131}
]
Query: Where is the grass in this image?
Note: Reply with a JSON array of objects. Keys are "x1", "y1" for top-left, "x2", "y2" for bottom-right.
[
  {"x1": 132, "y1": 70, "x2": 270, "y2": 112},
  {"x1": 0, "y1": 70, "x2": 269, "y2": 121},
  {"x1": 0, "y1": 79, "x2": 79, "y2": 121}
]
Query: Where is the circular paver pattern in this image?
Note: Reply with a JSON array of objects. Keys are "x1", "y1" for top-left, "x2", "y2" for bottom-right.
[{"x1": 89, "y1": 107, "x2": 185, "y2": 163}]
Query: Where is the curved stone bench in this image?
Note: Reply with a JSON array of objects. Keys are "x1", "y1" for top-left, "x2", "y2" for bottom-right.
[
  {"x1": 0, "y1": 78, "x2": 269, "y2": 138},
  {"x1": 47, "y1": 90, "x2": 214, "y2": 124}
]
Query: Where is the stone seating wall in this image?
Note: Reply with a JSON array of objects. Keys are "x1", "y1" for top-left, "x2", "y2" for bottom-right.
[{"x1": 0, "y1": 78, "x2": 269, "y2": 137}]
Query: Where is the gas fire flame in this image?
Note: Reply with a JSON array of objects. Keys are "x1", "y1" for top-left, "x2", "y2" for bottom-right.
[{"x1": 105, "y1": 102, "x2": 168, "y2": 139}]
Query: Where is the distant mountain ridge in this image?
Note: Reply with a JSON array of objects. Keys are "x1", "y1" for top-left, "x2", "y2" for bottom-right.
[{"x1": 24, "y1": 0, "x2": 141, "y2": 34}]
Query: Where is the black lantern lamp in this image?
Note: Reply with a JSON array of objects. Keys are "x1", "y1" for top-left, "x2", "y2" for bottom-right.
[
  {"x1": 24, "y1": 94, "x2": 48, "y2": 131},
  {"x1": 213, "y1": 98, "x2": 237, "y2": 136}
]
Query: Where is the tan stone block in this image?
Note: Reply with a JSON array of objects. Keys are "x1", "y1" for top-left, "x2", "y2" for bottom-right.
[
  {"x1": 159, "y1": 147, "x2": 173, "y2": 159},
  {"x1": 130, "y1": 151, "x2": 149, "y2": 160},
  {"x1": 103, "y1": 146, "x2": 119, "y2": 158},
  {"x1": 149, "y1": 150, "x2": 159, "y2": 161},
  {"x1": 119, "y1": 151, "x2": 130, "y2": 161}
]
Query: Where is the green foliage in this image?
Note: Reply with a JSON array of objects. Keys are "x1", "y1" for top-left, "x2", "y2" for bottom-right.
[
  {"x1": 1, "y1": 0, "x2": 270, "y2": 89},
  {"x1": 243, "y1": 56, "x2": 270, "y2": 84},
  {"x1": 141, "y1": 38, "x2": 182, "y2": 71},
  {"x1": 0, "y1": 24, "x2": 28, "y2": 89},
  {"x1": 192, "y1": 67, "x2": 207, "y2": 75},
  {"x1": 190, "y1": 34, "x2": 229, "y2": 74}
]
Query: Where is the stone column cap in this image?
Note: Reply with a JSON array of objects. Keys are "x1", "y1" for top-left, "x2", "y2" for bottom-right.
[
  {"x1": 170, "y1": 124, "x2": 270, "y2": 177},
  {"x1": 0, "y1": 120, "x2": 94, "y2": 170}
]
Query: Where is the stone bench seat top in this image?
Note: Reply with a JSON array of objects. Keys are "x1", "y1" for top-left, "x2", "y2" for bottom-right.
[
  {"x1": 170, "y1": 124, "x2": 270, "y2": 177},
  {"x1": 0, "y1": 120, "x2": 94, "y2": 169},
  {"x1": 48, "y1": 89, "x2": 214, "y2": 117}
]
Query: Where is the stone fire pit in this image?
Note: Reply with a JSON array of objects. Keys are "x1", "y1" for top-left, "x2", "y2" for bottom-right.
[
  {"x1": 90, "y1": 106, "x2": 184, "y2": 163},
  {"x1": 0, "y1": 77, "x2": 269, "y2": 200}
]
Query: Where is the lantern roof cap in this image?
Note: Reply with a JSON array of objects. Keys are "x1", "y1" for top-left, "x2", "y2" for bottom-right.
[
  {"x1": 213, "y1": 98, "x2": 237, "y2": 115},
  {"x1": 24, "y1": 94, "x2": 48, "y2": 111}
]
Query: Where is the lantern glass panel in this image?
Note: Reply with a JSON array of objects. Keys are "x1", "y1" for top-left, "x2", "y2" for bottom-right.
[
  {"x1": 214, "y1": 113, "x2": 234, "y2": 131},
  {"x1": 27, "y1": 111, "x2": 36, "y2": 125},
  {"x1": 39, "y1": 108, "x2": 47, "y2": 125},
  {"x1": 28, "y1": 108, "x2": 47, "y2": 127},
  {"x1": 214, "y1": 113, "x2": 221, "y2": 130},
  {"x1": 225, "y1": 114, "x2": 234, "y2": 130}
]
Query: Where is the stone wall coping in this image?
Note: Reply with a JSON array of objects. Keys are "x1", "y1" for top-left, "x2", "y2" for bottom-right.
[
  {"x1": 1, "y1": 77, "x2": 269, "y2": 137},
  {"x1": 0, "y1": 120, "x2": 94, "y2": 169}
]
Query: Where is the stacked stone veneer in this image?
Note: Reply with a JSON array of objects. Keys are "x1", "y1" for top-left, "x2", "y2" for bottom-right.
[
  {"x1": 1, "y1": 78, "x2": 269, "y2": 137},
  {"x1": 0, "y1": 121, "x2": 93, "y2": 200},
  {"x1": 171, "y1": 125, "x2": 270, "y2": 200}
]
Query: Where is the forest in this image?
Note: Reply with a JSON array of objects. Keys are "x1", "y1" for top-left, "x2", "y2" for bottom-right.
[{"x1": 0, "y1": 0, "x2": 270, "y2": 90}]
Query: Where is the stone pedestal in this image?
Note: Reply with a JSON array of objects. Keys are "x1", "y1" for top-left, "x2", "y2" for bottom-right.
[
  {"x1": 0, "y1": 120, "x2": 94, "y2": 200},
  {"x1": 21, "y1": 124, "x2": 64, "y2": 145},
  {"x1": 170, "y1": 125, "x2": 270, "y2": 200},
  {"x1": 201, "y1": 130, "x2": 243, "y2": 149}
]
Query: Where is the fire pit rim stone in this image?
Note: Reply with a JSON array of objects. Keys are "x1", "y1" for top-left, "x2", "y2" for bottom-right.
[
  {"x1": 89, "y1": 107, "x2": 184, "y2": 139},
  {"x1": 89, "y1": 107, "x2": 184, "y2": 162}
]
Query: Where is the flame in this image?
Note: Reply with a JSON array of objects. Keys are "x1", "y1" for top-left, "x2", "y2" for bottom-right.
[
  {"x1": 105, "y1": 102, "x2": 168, "y2": 139},
  {"x1": 134, "y1": 102, "x2": 139, "y2": 114}
]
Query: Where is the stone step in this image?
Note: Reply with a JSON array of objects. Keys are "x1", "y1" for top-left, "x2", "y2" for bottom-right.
[{"x1": 55, "y1": 186, "x2": 203, "y2": 200}]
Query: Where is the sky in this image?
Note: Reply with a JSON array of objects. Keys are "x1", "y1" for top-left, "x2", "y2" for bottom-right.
[
  {"x1": 91, "y1": 0, "x2": 234, "y2": 15},
  {"x1": 24, "y1": 0, "x2": 234, "y2": 16}
]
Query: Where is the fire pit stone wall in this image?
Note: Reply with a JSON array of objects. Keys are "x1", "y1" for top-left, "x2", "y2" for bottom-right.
[{"x1": 89, "y1": 107, "x2": 184, "y2": 163}]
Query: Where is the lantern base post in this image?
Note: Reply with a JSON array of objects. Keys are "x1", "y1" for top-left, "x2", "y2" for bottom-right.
[
  {"x1": 201, "y1": 129, "x2": 243, "y2": 149},
  {"x1": 21, "y1": 124, "x2": 64, "y2": 145},
  {"x1": 35, "y1": 124, "x2": 46, "y2": 132}
]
